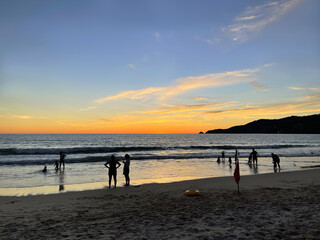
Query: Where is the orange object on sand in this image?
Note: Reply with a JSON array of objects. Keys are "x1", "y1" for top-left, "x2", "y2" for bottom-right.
[{"x1": 185, "y1": 189, "x2": 200, "y2": 196}]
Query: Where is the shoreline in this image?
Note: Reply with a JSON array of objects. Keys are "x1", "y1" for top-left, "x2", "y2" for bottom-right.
[
  {"x1": 1, "y1": 166, "x2": 320, "y2": 197},
  {"x1": 1, "y1": 168, "x2": 320, "y2": 239}
]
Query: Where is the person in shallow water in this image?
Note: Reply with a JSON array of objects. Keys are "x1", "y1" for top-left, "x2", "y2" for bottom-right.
[
  {"x1": 221, "y1": 151, "x2": 225, "y2": 162},
  {"x1": 54, "y1": 160, "x2": 59, "y2": 171},
  {"x1": 42, "y1": 166, "x2": 47, "y2": 173},
  {"x1": 123, "y1": 154, "x2": 131, "y2": 186},
  {"x1": 251, "y1": 148, "x2": 259, "y2": 165},
  {"x1": 104, "y1": 154, "x2": 121, "y2": 188},
  {"x1": 59, "y1": 152, "x2": 66, "y2": 169}
]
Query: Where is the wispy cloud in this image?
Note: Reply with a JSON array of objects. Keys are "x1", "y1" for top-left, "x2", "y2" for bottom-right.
[
  {"x1": 14, "y1": 115, "x2": 32, "y2": 119},
  {"x1": 250, "y1": 81, "x2": 273, "y2": 91},
  {"x1": 143, "y1": 102, "x2": 237, "y2": 114},
  {"x1": 0, "y1": 113, "x2": 32, "y2": 119},
  {"x1": 78, "y1": 107, "x2": 97, "y2": 111},
  {"x1": 96, "y1": 66, "x2": 263, "y2": 103},
  {"x1": 288, "y1": 87, "x2": 320, "y2": 91},
  {"x1": 154, "y1": 32, "x2": 161, "y2": 41},
  {"x1": 192, "y1": 97, "x2": 208, "y2": 101},
  {"x1": 128, "y1": 64, "x2": 135, "y2": 69},
  {"x1": 96, "y1": 87, "x2": 166, "y2": 103},
  {"x1": 204, "y1": 94, "x2": 320, "y2": 117},
  {"x1": 222, "y1": 0, "x2": 302, "y2": 43}
]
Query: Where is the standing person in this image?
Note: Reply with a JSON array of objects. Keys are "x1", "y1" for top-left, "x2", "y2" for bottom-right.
[
  {"x1": 221, "y1": 151, "x2": 225, "y2": 162},
  {"x1": 123, "y1": 154, "x2": 131, "y2": 186},
  {"x1": 235, "y1": 149, "x2": 239, "y2": 163},
  {"x1": 104, "y1": 155, "x2": 121, "y2": 188},
  {"x1": 228, "y1": 157, "x2": 232, "y2": 165},
  {"x1": 271, "y1": 153, "x2": 280, "y2": 169},
  {"x1": 251, "y1": 148, "x2": 259, "y2": 165},
  {"x1": 59, "y1": 152, "x2": 66, "y2": 169}
]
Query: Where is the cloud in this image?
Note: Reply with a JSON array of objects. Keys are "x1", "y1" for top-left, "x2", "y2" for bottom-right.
[
  {"x1": 96, "y1": 87, "x2": 166, "y2": 102},
  {"x1": 223, "y1": 0, "x2": 302, "y2": 43},
  {"x1": 78, "y1": 107, "x2": 97, "y2": 111},
  {"x1": 192, "y1": 97, "x2": 208, "y2": 101},
  {"x1": 128, "y1": 64, "x2": 135, "y2": 69},
  {"x1": 96, "y1": 66, "x2": 262, "y2": 103},
  {"x1": 250, "y1": 81, "x2": 273, "y2": 90},
  {"x1": 14, "y1": 115, "x2": 32, "y2": 119},
  {"x1": 154, "y1": 32, "x2": 161, "y2": 40},
  {"x1": 143, "y1": 102, "x2": 237, "y2": 114},
  {"x1": 288, "y1": 87, "x2": 320, "y2": 91},
  {"x1": 236, "y1": 15, "x2": 260, "y2": 21},
  {"x1": 204, "y1": 94, "x2": 320, "y2": 117},
  {"x1": 309, "y1": 88, "x2": 320, "y2": 92},
  {"x1": 0, "y1": 113, "x2": 32, "y2": 119}
]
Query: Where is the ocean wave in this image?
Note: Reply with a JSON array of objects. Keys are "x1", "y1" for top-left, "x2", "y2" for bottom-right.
[
  {"x1": 0, "y1": 144, "x2": 312, "y2": 156},
  {"x1": 1, "y1": 151, "x2": 319, "y2": 166}
]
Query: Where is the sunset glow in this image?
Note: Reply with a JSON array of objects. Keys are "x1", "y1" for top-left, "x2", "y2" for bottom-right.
[{"x1": 0, "y1": 0, "x2": 319, "y2": 133}]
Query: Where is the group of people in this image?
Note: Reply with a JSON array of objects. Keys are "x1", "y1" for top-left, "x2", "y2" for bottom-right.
[
  {"x1": 217, "y1": 149, "x2": 281, "y2": 169},
  {"x1": 42, "y1": 151, "x2": 131, "y2": 189},
  {"x1": 42, "y1": 151, "x2": 66, "y2": 173},
  {"x1": 104, "y1": 154, "x2": 131, "y2": 188}
]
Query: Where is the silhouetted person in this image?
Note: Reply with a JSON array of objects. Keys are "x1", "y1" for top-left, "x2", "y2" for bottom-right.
[
  {"x1": 217, "y1": 157, "x2": 221, "y2": 163},
  {"x1": 248, "y1": 152, "x2": 253, "y2": 164},
  {"x1": 42, "y1": 166, "x2": 47, "y2": 173},
  {"x1": 59, "y1": 152, "x2": 66, "y2": 169},
  {"x1": 234, "y1": 149, "x2": 239, "y2": 163},
  {"x1": 271, "y1": 153, "x2": 280, "y2": 169},
  {"x1": 251, "y1": 148, "x2": 259, "y2": 165},
  {"x1": 54, "y1": 160, "x2": 59, "y2": 171},
  {"x1": 123, "y1": 154, "x2": 131, "y2": 186},
  {"x1": 104, "y1": 155, "x2": 121, "y2": 188},
  {"x1": 228, "y1": 157, "x2": 232, "y2": 165},
  {"x1": 221, "y1": 151, "x2": 225, "y2": 162}
]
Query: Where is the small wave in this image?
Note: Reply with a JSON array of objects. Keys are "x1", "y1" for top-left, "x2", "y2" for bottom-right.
[
  {"x1": 0, "y1": 146, "x2": 165, "y2": 155},
  {"x1": 0, "y1": 144, "x2": 311, "y2": 156},
  {"x1": 1, "y1": 151, "x2": 319, "y2": 166}
]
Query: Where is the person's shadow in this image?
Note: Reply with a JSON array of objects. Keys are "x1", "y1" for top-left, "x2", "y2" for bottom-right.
[{"x1": 59, "y1": 169, "x2": 65, "y2": 191}]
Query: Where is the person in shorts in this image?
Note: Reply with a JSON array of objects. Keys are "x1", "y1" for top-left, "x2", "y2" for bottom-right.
[{"x1": 104, "y1": 155, "x2": 121, "y2": 188}]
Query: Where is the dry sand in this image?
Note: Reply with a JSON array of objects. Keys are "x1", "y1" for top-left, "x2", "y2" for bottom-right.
[{"x1": 1, "y1": 169, "x2": 320, "y2": 239}]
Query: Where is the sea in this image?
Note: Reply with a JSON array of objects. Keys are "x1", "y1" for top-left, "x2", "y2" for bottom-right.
[{"x1": 0, "y1": 134, "x2": 319, "y2": 196}]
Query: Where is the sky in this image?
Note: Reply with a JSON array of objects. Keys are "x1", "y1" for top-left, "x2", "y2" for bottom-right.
[{"x1": 0, "y1": 0, "x2": 319, "y2": 134}]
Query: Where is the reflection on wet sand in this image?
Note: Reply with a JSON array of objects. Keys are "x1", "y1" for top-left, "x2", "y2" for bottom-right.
[{"x1": 59, "y1": 169, "x2": 65, "y2": 191}]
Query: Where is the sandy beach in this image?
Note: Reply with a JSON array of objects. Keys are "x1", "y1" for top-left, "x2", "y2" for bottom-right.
[{"x1": 1, "y1": 169, "x2": 320, "y2": 239}]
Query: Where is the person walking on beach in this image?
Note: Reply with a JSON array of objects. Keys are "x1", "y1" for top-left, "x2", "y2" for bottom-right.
[
  {"x1": 271, "y1": 153, "x2": 280, "y2": 169},
  {"x1": 104, "y1": 154, "x2": 121, "y2": 188},
  {"x1": 123, "y1": 154, "x2": 131, "y2": 186},
  {"x1": 59, "y1": 152, "x2": 66, "y2": 169},
  {"x1": 228, "y1": 157, "x2": 232, "y2": 166},
  {"x1": 251, "y1": 148, "x2": 259, "y2": 165}
]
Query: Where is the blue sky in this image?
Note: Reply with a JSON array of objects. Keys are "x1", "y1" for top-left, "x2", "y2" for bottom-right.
[{"x1": 0, "y1": 0, "x2": 319, "y2": 133}]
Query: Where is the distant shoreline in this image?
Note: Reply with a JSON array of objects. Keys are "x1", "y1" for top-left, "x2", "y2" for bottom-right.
[{"x1": 205, "y1": 114, "x2": 320, "y2": 134}]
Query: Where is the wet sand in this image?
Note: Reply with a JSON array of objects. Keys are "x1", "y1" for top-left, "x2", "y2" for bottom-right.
[{"x1": 1, "y1": 169, "x2": 320, "y2": 239}]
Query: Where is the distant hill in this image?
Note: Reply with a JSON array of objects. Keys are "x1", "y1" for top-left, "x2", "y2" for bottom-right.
[{"x1": 206, "y1": 114, "x2": 320, "y2": 134}]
